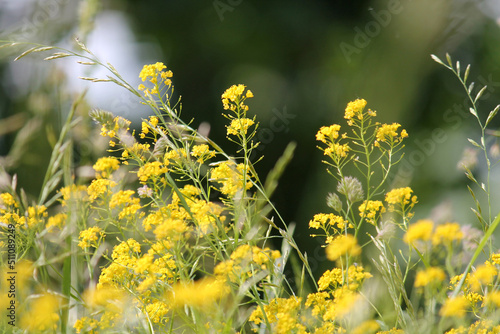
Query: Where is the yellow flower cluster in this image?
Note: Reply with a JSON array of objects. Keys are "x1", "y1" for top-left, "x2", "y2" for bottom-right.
[
  {"x1": 404, "y1": 219, "x2": 434, "y2": 244},
  {"x1": 227, "y1": 117, "x2": 255, "y2": 136},
  {"x1": 109, "y1": 190, "x2": 142, "y2": 220},
  {"x1": 249, "y1": 297, "x2": 303, "y2": 334},
  {"x1": 344, "y1": 98, "x2": 368, "y2": 125},
  {"x1": 100, "y1": 116, "x2": 131, "y2": 138},
  {"x1": 87, "y1": 178, "x2": 116, "y2": 202},
  {"x1": 20, "y1": 294, "x2": 61, "y2": 331},
  {"x1": 358, "y1": 200, "x2": 386, "y2": 225},
  {"x1": 375, "y1": 123, "x2": 408, "y2": 147},
  {"x1": 78, "y1": 226, "x2": 105, "y2": 249},
  {"x1": 385, "y1": 186, "x2": 417, "y2": 213},
  {"x1": 404, "y1": 220, "x2": 464, "y2": 247},
  {"x1": 414, "y1": 267, "x2": 446, "y2": 288},
  {"x1": 139, "y1": 115, "x2": 159, "y2": 139},
  {"x1": 211, "y1": 161, "x2": 253, "y2": 197},
  {"x1": 190, "y1": 144, "x2": 216, "y2": 163},
  {"x1": 316, "y1": 124, "x2": 350, "y2": 162},
  {"x1": 214, "y1": 244, "x2": 281, "y2": 283},
  {"x1": 93, "y1": 156, "x2": 120, "y2": 179},
  {"x1": 167, "y1": 277, "x2": 229, "y2": 309},
  {"x1": 221, "y1": 84, "x2": 253, "y2": 112},
  {"x1": 137, "y1": 161, "x2": 168, "y2": 183},
  {"x1": 326, "y1": 234, "x2": 361, "y2": 261},
  {"x1": 309, "y1": 213, "x2": 349, "y2": 232},
  {"x1": 138, "y1": 62, "x2": 173, "y2": 96}
]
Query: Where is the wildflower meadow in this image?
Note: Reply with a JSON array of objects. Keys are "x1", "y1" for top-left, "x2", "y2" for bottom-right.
[{"x1": 1, "y1": 38, "x2": 500, "y2": 334}]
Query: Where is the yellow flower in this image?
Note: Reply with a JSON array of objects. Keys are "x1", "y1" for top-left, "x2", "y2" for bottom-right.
[
  {"x1": 385, "y1": 187, "x2": 417, "y2": 212},
  {"x1": 404, "y1": 219, "x2": 434, "y2": 244},
  {"x1": 191, "y1": 144, "x2": 216, "y2": 163},
  {"x1": 46, "y1": 212, "x2": 67, "y2": 231},
  {"x1": 145, "y1": 301, "x2": 170, "y2": 324},
  {"x1": 249, "y1": 296, "x2": 302, "y2": 333},
  {"x1": 20, "y1": 294, "x2": 61, "y2": 331},
  {"x1": 440, "y1": 296, "x2": 468, "y2": 318},
  {"x1": 358, "y1": 200, "x2": 385, "y2": 225},
  {"x1": 483, "y1": 291, "x2": 500, "y2": 307},
  {"x1": 324, "y1": 143, "x2": 350, "y2": 158},
  {"x1": 137, "y1": 161, "x2": 168, "y2": 183},
  {"x1": 432, "y1": 222, "x2": 464, "y2": 246},
  {"x1": 469, "y1": 262, "x2": 497, "y2": 291},
  {"x1": 109, "y1": 190, "x2": 142, "y2": 219},
  {"x1": 93, "y1": 156, "x2": 120, "y2": 178},
  {"x1": 211, "y1": 161, "x2": 253, "y2": 197},
  {"x1": 221, "y1": 84, "x2": 252, "y2": 111},
  {"x1": 344, "y1": 99, "x2": 367, "y2": 123},
  {"x1": 352, "y1": 320, "x2": 379, "y2": 334},
  {"x1": 414, "y1": 267, "x2": 446, "y2": 287},
  {"x1": 227, "y1": 118, "x2": 255, "y2": 136},
  {"x1": 87, "y1": 178, "x2": 116, "y2": 202},
  {"x1": 316, "y1": 124, "x2": 341, "y2": 143},
  {"x1": 0, "y1": 193, "x2": 17, "y2": 207},
  {"x1": 78, "y1": 226, "x2": 105, "y2": 249},
  {"x1": 308, "y1": 213, "x2": 348, "y2": 231},
  {"x1": 375, "y1": 123, "x2": 408, "y2": 146},
  {"x1": 167, "y1": 278, "x2": 229, "y2": 308},
  {"x1": 326, "y1": 234, "x2": 361, "y2": 261}
]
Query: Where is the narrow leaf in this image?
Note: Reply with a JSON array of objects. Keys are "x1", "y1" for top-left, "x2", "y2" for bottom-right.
[
  {"x1": 456, "y1": 60, "x2": 460, "y2": 75},
  {"x1": 469, "y1": 108, "x2": 478, "y2": 118}
]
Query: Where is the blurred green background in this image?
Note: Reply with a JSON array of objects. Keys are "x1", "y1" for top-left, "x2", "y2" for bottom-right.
[{"x1": 1, "y1": 0, "x2": 500, "y2": 273}]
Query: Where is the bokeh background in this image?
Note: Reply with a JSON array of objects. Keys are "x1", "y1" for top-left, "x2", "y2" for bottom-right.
[{"x1": 1, "y1": 0, "x2": 500, "y2": 274}]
